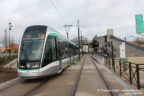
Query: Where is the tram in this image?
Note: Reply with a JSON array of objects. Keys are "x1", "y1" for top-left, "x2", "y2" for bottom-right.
[{"x1": 17, "y1": 25, "x2": 78, "y2": 79}]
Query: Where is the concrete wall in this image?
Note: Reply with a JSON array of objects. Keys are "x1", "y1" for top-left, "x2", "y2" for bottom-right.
[{"x1": 98, "y1": 36, "x2": 144, "y2": 57}]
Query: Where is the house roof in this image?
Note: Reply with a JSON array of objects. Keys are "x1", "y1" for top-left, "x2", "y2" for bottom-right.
[{"x1": 129, "y1": 41, "x2": 144, "y2": 45}]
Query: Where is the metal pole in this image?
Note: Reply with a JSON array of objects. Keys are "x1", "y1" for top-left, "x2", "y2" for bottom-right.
[
  {"x1": 125, "y1": 37, "x2": 126, "y2": 42},
  {"x1": 8, "y1": 22, "x2": 11, "y2": 57},
  {"x1": 120, "y1": 59, "x2": 122, "y2": 77},
  {"x1": 81, "y1": 31, "x2": 83, "y2": 54},
  {"x1": 78, "y1": 20, "x2": 80, "y2": 60},
  {"x1": 129, "y1": 62, "x2": 132, "y2": 84},
  {"x1": 105, "y1": 36, "x2": 108, "y2": 67},
  {"x1": 66, "y1": 32, "x2": 69, "y2": 39},
  {"x1": 8, "y1": 22, "x2": 12, "y2": 57},
  {"x1": 88, "y1": 44, "x2": 89, "y2": 53},
  {"x1": 106, "y1": 56, "x2": 108, "y2": 67},
  {"x1": 64, "y1": 25, "x2": 72, "y2": 39},
  {"x1": 111, "y1": 41, "x2": 115, "y2": 72},
  {"x1": 136, "y1": 64, "x2": 140, "y2": 89}
]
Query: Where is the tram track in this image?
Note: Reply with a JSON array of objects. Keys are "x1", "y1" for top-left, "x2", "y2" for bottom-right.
[
  {"x1": 70, "y1": 54, "x2": 117, "y2": 96},
  {"x1": 0, "y1": 76, "x2": 56, "y2": 96},
  {"x1": 0, "y1": 55, "x2": 117, "y2": 96},
  {"x1": 0, "y1": 78, "x2": 25, "y2": 93},
  {"x1": 0, "y1": 58, "x2": 82, "y2": 96},
  {"x1": 24, "y1": 79, "x2": 48, "y2": 96},
  {"x1": 90, "y1": 55, "x2": 116, "y2": 96},
  {"x1": 70, "y1": 55, "x2": 86, "y2": 96}
]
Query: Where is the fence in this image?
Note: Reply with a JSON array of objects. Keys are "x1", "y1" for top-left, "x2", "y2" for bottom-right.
[
  {"x1": 0, "y1": 53, "x2": 17, "y2": 58},
  {"x1": 104, "y1": 56, "x2": 144, "y2": 89}
]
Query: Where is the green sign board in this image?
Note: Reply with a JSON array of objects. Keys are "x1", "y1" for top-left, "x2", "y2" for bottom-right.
[{"x1": 136, "y1": 14, "x2": 144, "y2": 34}]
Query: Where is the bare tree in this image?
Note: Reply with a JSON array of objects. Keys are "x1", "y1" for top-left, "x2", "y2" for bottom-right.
[
  {"x1": 10, "y1": 36, "x2": 14, "y2": 51},
  {"x1": 0, "y1": 29, "x2": 8, "y2": 68},
  {"x1": 92, "y1": 35, "x2": 99, "y2": 53},
  {"x1": 2, "y1": 29, "x2": 8, "y2": 52}
]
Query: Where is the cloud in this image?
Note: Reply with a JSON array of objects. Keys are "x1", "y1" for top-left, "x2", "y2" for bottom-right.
[{"x1": 0, "y1": 0, "x2": 144, "y2": 43}]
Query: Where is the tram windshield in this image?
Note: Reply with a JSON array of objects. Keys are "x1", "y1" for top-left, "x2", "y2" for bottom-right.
[
  {"x1": 19, "y1": 26, "x2": 46, "y2": 61},
  {"x1": 20, "y1": 38, "x2": 44, "y2": 61}
]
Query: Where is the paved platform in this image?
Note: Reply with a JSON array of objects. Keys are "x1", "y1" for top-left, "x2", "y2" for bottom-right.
[
  {"x1": 93, "y1": 55, "x2": 143, "y2": 96},
  {"x1": 0, "y1": 54, "x2": 142, "y2": 96},
  {"x1": 76, "y1": 55, "x2": 110, "y2": 96},
  {"x1": 4, "y1": 59, "x2": 17, "y2": 69}
]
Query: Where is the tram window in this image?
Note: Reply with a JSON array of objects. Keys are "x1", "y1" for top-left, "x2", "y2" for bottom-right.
[
  {"x1": 57, "y1": 38, "x2": 63, "y2": 59},
  {"x1": 73, "y1": 47, "x2": 75, "y2": 56},
  {"x1": 42, "y1": 36, "x2": 56, "y2": 67},
  {"x1": 69, "y1": 45, "x2": 72, "y2": 56},
  {"x1": 56, "y1": 38, "x2": 60, "y2": 60},
  {"x1": 68, "y1": 44, "x2": 72, "y2": 57},
  {"x1": 72, "y1": 46, "x2": 74, "y2": 56},
  {"x1": 71, "y1": 46, "x2": 73, "y2": 56},
  {"x1": 74, "y1": 47, "x2": 76, "y2": 55},
  {"x1": 65, "y1": 43, "x2": 68, "y2": 58},
  {"x1": 57, "y1": 38, "x2": 66, "y2": 59},
  {"x1": 61, "y1": 42, "x2": 66, "y2": 59},
  {"x1": 60, "y1": 42, "x2": 69, "y2": 59}
]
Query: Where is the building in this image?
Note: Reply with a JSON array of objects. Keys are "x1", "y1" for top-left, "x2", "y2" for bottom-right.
[
  {"x1": 0, "y1": 47, "x2": 6, "y2": 53},
  {"x1": 129, "y1": 41, "x2": 144, "y2": 47},
  {"x1": 9, "y1": 44, "x2": 19, "y2": 51},
  {"x1": 71, "y1": 36, "x2": 92, "y2": 53},
  {"x1": 0, "y1": 43, "x2": 19, "y2": 53},
  {"x1": 71, "y1": 36, "x2": 88, "y2": 44}
]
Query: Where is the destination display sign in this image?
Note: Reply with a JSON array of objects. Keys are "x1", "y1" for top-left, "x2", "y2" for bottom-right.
[{"x1": 24, "y1": 31, "x2": 45, "y2": 38}]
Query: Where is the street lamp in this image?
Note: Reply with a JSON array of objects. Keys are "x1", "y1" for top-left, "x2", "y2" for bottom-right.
[{"x1": 9, "y1": 22, "x2": 12, "y2": 57}]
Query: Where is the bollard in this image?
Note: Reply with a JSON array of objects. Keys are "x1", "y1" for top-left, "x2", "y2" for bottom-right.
[{"x1": 74, "y1": 58, "x2": 77, "y2": 66}]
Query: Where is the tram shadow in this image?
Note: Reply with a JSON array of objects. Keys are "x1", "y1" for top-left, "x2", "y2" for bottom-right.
[{"x1": 22, "y1": 74, "x2": 59, "y2": 84}]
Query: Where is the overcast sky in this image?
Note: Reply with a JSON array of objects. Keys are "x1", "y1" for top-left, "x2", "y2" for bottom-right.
[{"x1": 0, "y1": 0, "x2": 144, "y2": 44}]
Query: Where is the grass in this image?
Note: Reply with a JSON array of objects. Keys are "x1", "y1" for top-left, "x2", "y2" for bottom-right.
[
  {"x1": 0, "y1": 68, "x2": 17, "y2": 83},
  {"x1": 0, "y1": 55, "x2": 18, "y2": 83},
  {"x1": 0, "y1": 55, "x2": 17, "y2": 67}
]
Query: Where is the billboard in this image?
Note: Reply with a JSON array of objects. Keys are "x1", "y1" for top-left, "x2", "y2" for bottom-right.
[
  {"x1": 120, "y1": 42, "x2": 125, "y2": 58},
  {"x1": 136, "y1": 14, "x2": 144, "y2": 34}
]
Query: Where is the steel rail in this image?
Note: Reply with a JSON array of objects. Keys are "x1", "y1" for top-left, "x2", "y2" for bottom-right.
[
  {"x1": 0, "y1": 79, "x2": 24, "y2": 93},
  {"x1": 70, "y1": 55, "x2": 86, "y2": 96},
  {"x1": 24, "y1": 79, "x2": 48, "y2": 96},
  {"x1": 90, "y1": 55, "x2": 116, "y2": 96}
]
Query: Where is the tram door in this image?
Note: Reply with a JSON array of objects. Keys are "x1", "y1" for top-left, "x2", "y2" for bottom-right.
[
  {"x1": 56, "y1": 38, "x2": 62, "y2": 71},
  {"x1": 69, "y1": 45, "x2": 72, "y2": 64}
]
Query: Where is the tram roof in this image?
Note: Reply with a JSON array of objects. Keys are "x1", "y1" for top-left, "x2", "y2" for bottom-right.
[
  {"x1": 25, "y1": 25, "x2": 78, "y2": 48},
  {"x1": 47, "y1": 26, "x2": 78, "y2": 48}
]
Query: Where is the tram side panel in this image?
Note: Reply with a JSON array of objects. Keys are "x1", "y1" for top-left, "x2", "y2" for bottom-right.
[
  {"x1": 39, "y1": 36, "x2": 59, "y2": 77},
  {"x1": 57, "y1": 37, "x2": 71, "y2": 70}
]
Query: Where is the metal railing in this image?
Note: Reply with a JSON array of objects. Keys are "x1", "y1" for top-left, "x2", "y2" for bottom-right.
[
  {"x1": 0, "y1": 53, "x2": 17, "y2": 58},
  {"x1": 104, "y1": 56, "x2": 144, "y2": 89}
]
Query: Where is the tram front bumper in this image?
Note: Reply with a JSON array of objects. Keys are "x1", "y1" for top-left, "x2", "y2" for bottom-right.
[{"x1": 18, "y1": 69, "x2": 39, "y2": 79}]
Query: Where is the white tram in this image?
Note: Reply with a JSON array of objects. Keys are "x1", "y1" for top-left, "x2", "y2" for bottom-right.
[{"x1": 17, "y1": 25, "x2": 78, "y2": 79}]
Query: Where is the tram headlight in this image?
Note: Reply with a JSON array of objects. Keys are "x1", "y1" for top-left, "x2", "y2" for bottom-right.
[
  {"x1": 26, "y1": 63, "x2": 39, "y2": 69},
  {"x1": 31, "y1": 63, "x2": 39, "y2": 68},
  {"x1": 19, "y1": 65, "x2": 25, "y2": 68},
  {"x1": 34, "y1": 63, "x2": 39, "y2": 68},
  {"x1": 26, "y1": 63, "x2": 31, "y2": 68}
]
